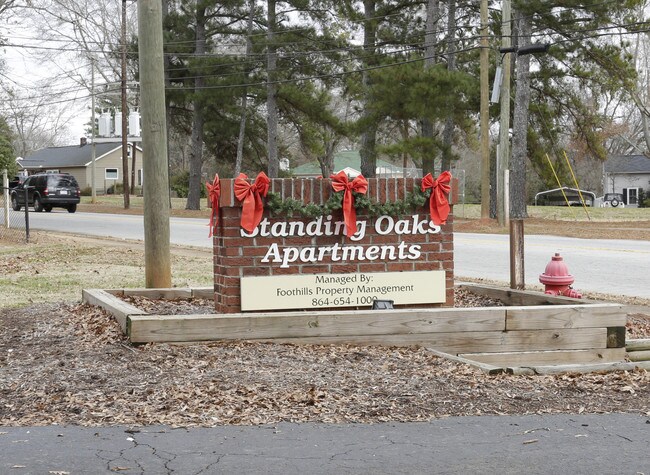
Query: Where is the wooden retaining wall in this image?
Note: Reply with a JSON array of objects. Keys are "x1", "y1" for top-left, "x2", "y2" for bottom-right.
[{"x1": 82, "y1": 284, "x2": 630, "y2": 369}]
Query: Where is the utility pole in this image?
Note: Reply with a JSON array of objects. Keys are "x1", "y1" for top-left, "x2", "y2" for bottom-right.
[
  {"x1": 480, "y1": 0, "x2": 490, "y2": 219},
  {"x1": 497, "y1": 0, "x2": 511, "y2": 227},
  {"x1": 121, "y1": 0, "x2": 130, "y2": 209},
  {"x1": 138, "y1": 0, "x2": 171, "y2": 288},
  {"x1": 90, "y1": 57, "x2": 97, "y2": 204},
  {"x1": 510, "y1": 10, "x2": 531, "y2": 291},
  {"x1": 508, "y1": 10, "x2": 549, "y2": 290}
]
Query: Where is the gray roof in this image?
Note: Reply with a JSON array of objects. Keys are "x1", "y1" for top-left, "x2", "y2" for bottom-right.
[
  {"x1": 18, "y1": 143, "x2": 122, "y2": 169},
  {"x1": 605, "y1": 155, "x2": 650, "y2": 174}
]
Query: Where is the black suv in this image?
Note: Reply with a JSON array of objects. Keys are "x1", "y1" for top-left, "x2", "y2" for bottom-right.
[{"x1": 11, "y1": 173, "x2": 80, "y2": 213}]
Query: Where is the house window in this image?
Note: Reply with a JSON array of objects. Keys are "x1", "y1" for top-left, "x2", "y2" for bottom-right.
[
  {"x1": 623, "y1": 187, "x2": 639, "y2": 206},
  {"x1": 138, "y1": 169, "x2": 143, "y2": 186},
  {"x1": 105, "y1": 168, "x2": 119, "y2": 180}
]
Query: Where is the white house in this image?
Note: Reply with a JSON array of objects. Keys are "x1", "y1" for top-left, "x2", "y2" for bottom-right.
[
  {"x1": 18, "y1": 139, "x2": 144, "y2": 194},
  {"x1": 603, "y1": 154, "x2": 650, "y2": 207}
]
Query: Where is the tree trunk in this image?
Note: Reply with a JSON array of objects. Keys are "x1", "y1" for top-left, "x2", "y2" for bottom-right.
[
  {"x1": 266, "y1": 0, "x2": 279, "y2": 178},
  {"x1": 510, "y1": 10, "x2": 531, "y2": 219},
  {"x1": 642, "y1": 113, "x2": 650, "y2": 152},
  {"x1": 234, "y1": 0, "x2": 256, "y2": 177},
  {"x1": 318, "y1": 138, "x2": 337, "y2": 177},
  {"x1": 186, "y1": 5, "x2": 206, "y2": 210},
  {"x1": 420, "y1": 0, "x2": 440, "y2": 175},
  {"x1": 479, "y1": 0, "x2": 490, "y2": 218},
  {"x1": 121, "y1": 0, "x2": 130, "y2": 209},
  {"x1": 401, "y1": 121, "x2": 410, "y2": 170},
  {"x1": 497, "y1": 0, "x2": 512, "y2": 226},
  {"x1": 441, "y1": 0, "x2": 456, "y2": 173},
  {"x1": 130, "y1": 144, "x2": 136, "y2": 194},
  {"x1": 162, "y1": 0, "x2": 172, "y2": 207},
  {"x1": 359, "y1": 0, "x2": 377, "y2": 178}
]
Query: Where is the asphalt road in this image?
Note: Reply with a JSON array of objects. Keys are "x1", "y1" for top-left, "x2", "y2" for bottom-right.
[
  {"x1": 15, "y1": 210, "x2": 650, "y2": 299},
  {"x1": 2, "y1": 414, "x2": 649, "y2": 474},
  {"x1": 454, "y1": 232, "x2": 650, "y2": 298}
]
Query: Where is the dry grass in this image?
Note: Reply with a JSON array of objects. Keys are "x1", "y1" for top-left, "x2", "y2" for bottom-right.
[{"x1": 0, "y1": 232, "x2": 212, "y2": 308}]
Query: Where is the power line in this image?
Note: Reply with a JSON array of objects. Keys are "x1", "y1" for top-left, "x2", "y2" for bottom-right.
[{"x1": 1, "y1": 10, "x2": 648, "y2": 112}]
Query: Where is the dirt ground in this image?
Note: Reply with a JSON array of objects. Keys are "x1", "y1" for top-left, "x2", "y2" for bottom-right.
[{"x1": 1, "y1": 217, "x2": 649, "y2": 427}]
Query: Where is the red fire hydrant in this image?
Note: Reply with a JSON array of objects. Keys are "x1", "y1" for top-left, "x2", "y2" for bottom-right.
[{"x1": 539, "y1": 253, "x2": 582, "y2": 298}]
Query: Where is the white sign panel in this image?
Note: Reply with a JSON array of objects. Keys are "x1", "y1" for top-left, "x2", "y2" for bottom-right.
[{"x1": 240, "y1": 270, "x2": 446, "y2": 311}]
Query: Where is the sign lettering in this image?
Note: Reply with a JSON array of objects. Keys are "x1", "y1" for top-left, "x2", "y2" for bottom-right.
[
  {"x1": 240, "y1": 271, "x2": 446, "y2": 311},
  {"x1": 241, "y1": 214, "x2": 440, "y2": 268}
]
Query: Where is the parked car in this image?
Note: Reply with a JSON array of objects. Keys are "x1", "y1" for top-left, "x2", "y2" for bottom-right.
[
  {"x1": 601, "y1": 193, "x2": 625, "y2": 208},
  {"x1": 8, "y1": 176, "x2": 25, "y2": 189},
  {"x1": 11, "y1": 173, "x2": 80, "y2": 213}
]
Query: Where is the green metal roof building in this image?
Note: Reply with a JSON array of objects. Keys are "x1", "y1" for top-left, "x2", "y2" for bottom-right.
[{"x1": 292, "y1": 150, "x2": 403, "y2": 177}]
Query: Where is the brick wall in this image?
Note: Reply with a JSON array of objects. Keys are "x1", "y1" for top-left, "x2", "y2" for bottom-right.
[{"x1": 213, "y1": 177, "x2": 455, "y2": 313}]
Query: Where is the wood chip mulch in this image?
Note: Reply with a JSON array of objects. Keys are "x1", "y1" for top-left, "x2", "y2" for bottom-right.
[{"x1": 1, "y1": 292, "x2": 649, "y2": 427}]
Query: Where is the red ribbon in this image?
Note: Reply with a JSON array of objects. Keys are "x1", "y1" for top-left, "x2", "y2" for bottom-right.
[
  {"x1": 421, "y1": 171, "x2": 452, "y2": 225},
  {"x1": 330, "y1": 171, "x2": 368, "y2": 238},
  {"x1": 234, "y1": 172, "x2": 270, "y2": 232},
  {"x1": 206, "y1": 174, "x2": 221, "y2": 237}
]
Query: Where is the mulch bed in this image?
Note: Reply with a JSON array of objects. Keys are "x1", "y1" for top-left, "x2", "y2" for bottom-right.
[{"x1": 1, "y1": 290, "x2": 649, "y2": 427}]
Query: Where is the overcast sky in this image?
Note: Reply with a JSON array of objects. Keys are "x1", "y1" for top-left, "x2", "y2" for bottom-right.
[{"x1": 1, "y1": 19, "x2": 102, "y2": 147}]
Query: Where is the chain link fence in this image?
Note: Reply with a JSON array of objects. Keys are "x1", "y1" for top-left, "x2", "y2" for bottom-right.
[{"x1": 1, "y1": 170, "x2": 28, "y2": 243}]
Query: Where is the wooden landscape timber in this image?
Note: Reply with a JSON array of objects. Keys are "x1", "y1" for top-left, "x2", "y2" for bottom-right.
[
  {"x1": 456, "y1": 282, "x2": 604, "y2": 306},
  {"x1": 626, "y1": 339, "x2": 650, "y2": 352},
  {"x1": 458, "y1": 348, "x2": 626, "y2": 367},
  {"x1": 626, "y1": 339, "x2": 650, "y2": 362},
  {"x1": 81, "y1": 284, "x2": 636, "y2": 374}
]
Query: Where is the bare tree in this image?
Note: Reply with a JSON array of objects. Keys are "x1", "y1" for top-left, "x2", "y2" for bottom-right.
[
  {"x1": 1, "y1": 86, "x2": 73, "y2": 157},
  {"x1": 0, "y1": 0, "x2": 16, "y2": 19}
]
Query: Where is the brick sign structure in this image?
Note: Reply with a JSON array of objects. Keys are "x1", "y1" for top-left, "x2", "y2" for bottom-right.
[{"x1": 213, "y1": 177, "x2": 455, "y2": 314}]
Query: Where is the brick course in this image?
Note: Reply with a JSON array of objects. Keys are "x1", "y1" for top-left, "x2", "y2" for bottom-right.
[{"x1": 213, "y1": 177, "x2": 455, "y2": 313}]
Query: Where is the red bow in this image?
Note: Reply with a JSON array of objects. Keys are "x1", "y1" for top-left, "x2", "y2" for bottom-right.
[
  {"x1": 421, "y1": 171, "x2": 452, "y2": 225},
  {"x1": 206, "y1": 173, "x2": 221, "y2": 237},
  {"x1": 234, "y1": 172, "x2": 270, "y2": 232},
  {"x1": 330, "y1": 171, "x2": 368, "y2": 238}
]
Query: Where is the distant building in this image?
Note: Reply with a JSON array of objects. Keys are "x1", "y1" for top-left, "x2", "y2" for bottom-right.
[
  {"x1": 534, "y1": 187, "x2": 595, "y2": 207},
  {"x1": 292, "y1": 150, "x2": 409, "y2": 178},
  {"x1": 603, "y1": 154, "x2": 650, "y2": 207},
  {"x1": 17, "y1": 139, "x2": 144, "y2": 194}
]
